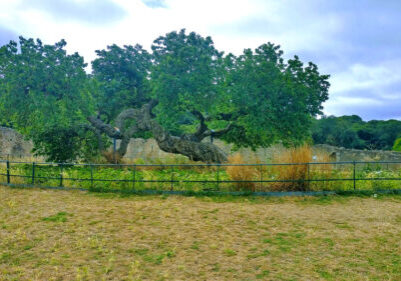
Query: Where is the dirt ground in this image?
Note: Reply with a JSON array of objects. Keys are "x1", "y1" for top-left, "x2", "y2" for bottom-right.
[{"x1": 0, "y1": 185, "x2": 400, "y2": 280}]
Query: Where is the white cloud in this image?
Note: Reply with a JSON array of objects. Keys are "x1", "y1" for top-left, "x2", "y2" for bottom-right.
[
  {"x1": 0, "y1": 0, "x2": 400, "y2": 120},
  {"x1": 330, "y1": 62, "x2": 401, "y2": 94}
]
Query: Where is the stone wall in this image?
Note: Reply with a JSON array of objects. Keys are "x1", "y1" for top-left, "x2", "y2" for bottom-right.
[
  {"x1": 0, "y1": 127, "x2": 34, "y2": 158},
  {"x1": 313, "y1": 144, "x2": 401, "y2": 162},
  {"x1": 2, "y1": 126, "x2": 401, "y2": 163},
  {"x1": 0, "y1": 127, "x2": 284, "y2": 162},
  {"x1": 120, "y1": 138, "x2": 283, "y2": 162}
]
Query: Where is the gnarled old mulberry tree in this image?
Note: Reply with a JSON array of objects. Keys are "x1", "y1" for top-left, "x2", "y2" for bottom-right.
[{"x1": 0, "y1": 30, "x2": 330, "y2": 163}]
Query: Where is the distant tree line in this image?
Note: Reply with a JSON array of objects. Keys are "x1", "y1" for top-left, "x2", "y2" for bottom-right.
[{"x1": 312, "y1": 115, "x2": 401, "y2": 151}]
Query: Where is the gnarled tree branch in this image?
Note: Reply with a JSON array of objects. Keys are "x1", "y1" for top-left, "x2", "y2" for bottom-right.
[
  {"x1": 117, "y1": 124, "x2": 138, "y2": 156},
  {"x1": 88, "y1": 99, "x2": 228, "y2": 163},
  {"x1": 181, "y1": 110, "x2": 233, "y2": 142},
  {"x1": 77, "y1": 124, "x2": 106, "y2": 152},
  {"x1": 201, "y1": 123, "x2": 233, "y2": 139},
  {"x1": 87, "y1": 116, "x2": 121, "y2": 138}
]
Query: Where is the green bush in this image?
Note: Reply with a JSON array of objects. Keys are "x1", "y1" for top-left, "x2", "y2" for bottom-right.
[{"x1": 393, "y1": 138, "x2": 401, "y2": 151}]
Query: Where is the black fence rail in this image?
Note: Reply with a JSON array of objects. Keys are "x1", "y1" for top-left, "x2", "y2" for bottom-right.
[{"x1": 1, "y1": 160, "x2": 401, "y2": 195}]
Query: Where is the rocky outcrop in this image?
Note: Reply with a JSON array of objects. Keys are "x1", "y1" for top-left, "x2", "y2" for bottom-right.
[{"x1": 0, "y1": 127, "x2": 34, "y2": 158}]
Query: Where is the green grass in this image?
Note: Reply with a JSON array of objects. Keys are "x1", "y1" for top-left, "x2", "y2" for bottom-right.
[
  {"x1": 1, "y1": 161, "x2": 401, "y2": 193},
  {"x1": 41, "y1": 211, "x2": 70, "y2": 222}
]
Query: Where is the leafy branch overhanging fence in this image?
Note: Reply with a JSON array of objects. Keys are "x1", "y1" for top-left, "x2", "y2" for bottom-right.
[{"x1": 1, "y1": 160, "x2": 401, "y2": 195}]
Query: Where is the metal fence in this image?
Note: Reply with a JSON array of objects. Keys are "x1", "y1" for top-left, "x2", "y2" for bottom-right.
[{"x1": 1, "y1": 159, "x2": 401, "y2": 195}]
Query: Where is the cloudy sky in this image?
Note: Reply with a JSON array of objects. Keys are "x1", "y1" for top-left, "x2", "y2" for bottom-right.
[{"x1": 0, "y1": 0, "x2": 400, "y2": 120}]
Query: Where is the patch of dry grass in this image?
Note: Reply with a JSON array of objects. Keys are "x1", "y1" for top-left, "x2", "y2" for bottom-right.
[
  {"x1": 0, "y1": 186, "x2": 401, "y2": 280},
  {"x1": 272, "y1": 145, "x2": 335, "y2": 191},
  {"x1": 226, "y1": 154, "x2": 258, "y2": 192},
  {"x1": 272, "y1": 145, "x2": 312, "y2": 191}
]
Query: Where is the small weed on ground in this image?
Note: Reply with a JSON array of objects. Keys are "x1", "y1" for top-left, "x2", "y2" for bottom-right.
[{"x1": 41, "y1": 211, "x2": 70, "y2": 222}]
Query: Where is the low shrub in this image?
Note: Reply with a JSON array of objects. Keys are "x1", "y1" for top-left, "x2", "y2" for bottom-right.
[
  {"x1": 226, "y1": 154, "x2": 257, "y2": 191},
  {"x1": 271, "y1": 145, "x2": 311, "y2": 191},
  {"x1": 102, "y1": 151, "x2": 123, "y2": 164}
]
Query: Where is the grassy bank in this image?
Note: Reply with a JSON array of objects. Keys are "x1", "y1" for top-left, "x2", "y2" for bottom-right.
[{"x1": 1, "y1": 185, "x2": 401, "y2": 280}]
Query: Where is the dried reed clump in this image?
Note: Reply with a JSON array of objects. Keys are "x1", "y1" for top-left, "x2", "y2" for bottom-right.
[
  {"x1": 312, "y1": 150, "x2": 333, "y2": 178},
  {"x1": 102, "y1": 151, "x2": 124, "y2": 164},
  {"x1": 272, "y1": 145, "x2": 312, "y2": 191},
  {"x1": 226, "y1": 153, "x2": 257, "y2": 191}
]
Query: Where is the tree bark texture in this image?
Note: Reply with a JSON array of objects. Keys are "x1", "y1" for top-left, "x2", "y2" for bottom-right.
[{"x1": 87, "y1": 100, "x2": 229, "y2": 163}]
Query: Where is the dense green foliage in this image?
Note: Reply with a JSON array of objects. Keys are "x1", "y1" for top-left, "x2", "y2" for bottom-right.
[
  {"x1": 1, "y1": 30, "x2": 330, "y2": 162},
  {"x1": 92, "y1": 44, "x2": 151, "y2": 122},
  {"x1": 149, "y1": 30, "x2": 224, "y2": 134},
  {"x1": 0, "y1": 38, "x2": 97, "y2": 161},
  {"x1": 221, "y1": 45, "x2": 329, "y2": 148},
  {"x1": 312, "y1": 115, "x2": 401, "y2": 150},
  {"x1": 392, "y1": 138, "x2": 401, "y2": 152}
]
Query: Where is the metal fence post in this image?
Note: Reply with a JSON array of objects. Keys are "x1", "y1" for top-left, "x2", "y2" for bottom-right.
[
  {"x1": 32, "y1": 162, "x2": 35, "y2": 185},
  {"x1": 307, "y1": 163, "x2": 310, "y2": 190},
  {"x1": 59, "y1": 164, "x2": 63, "y2": 187},
  {"x1": 216, "y1": 165, "x2": 220, "y2": 190},
  {"x1": 353, "y1": 161, "x2": 356, "y2": 190},
  {"x1": 90, "y1": 164, "x2": 94, "y2": 188},
  {"x1": 170, "y1": 166, "x2": 174, "y2": 191},
  {"x1": 132, "y1": 165, "x2": 136, "y2": 190},
  {"x1": 6, "y1": 160, "x2": 10, "y2": 184}
]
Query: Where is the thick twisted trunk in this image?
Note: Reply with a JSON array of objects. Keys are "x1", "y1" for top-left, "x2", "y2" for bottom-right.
[
  {"x1": 87, "y1": 100, "x2": 229, "y2": 163},
  {"x1": 148, "y1": 119, "x2": 227, "y2": 163}
]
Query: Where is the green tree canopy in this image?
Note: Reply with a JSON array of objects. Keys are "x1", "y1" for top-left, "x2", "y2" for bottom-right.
[
  {"x1": 92, "y1": 44, "x2": 152, "y2": 122},
  {"x1": 0, "y1": 37, "x2": 96, "y2": 161},
  {"x1": 312, "y1": 115, "x2": 401, "y2": 150},
  {"x1": 1, "y1": 30, "x2": 331, "y2": 163},
  {"x1": 393, "y1": 138, "x2": 401, "y2": 152},
  {"x1": 220, "y1": 44, "x2": 329, "y2": 149}
]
